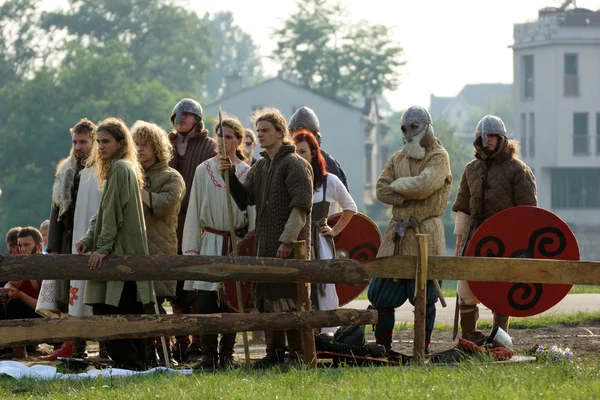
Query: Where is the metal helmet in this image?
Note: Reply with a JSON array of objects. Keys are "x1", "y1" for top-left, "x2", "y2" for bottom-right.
[
  {"x1": 171, "y1": 98, "x2": 203, "y2": 125},
  {"x1": 289, "y1": 106, "x2": 322, "y2": 143},
  {"x1": 475, "y1": 115, "x2": 508, "y2": 140},
  {"x1": 400, "y1": 105, "x2": 433, "y2": 142}
]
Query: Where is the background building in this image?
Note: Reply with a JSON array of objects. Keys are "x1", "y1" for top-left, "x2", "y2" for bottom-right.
[
  {"x1": 512, "y1": 3, "x2": 600, "y2": 260},
  {"x1": 204, "y1": 74, "x2": 389, "y2": 217}
]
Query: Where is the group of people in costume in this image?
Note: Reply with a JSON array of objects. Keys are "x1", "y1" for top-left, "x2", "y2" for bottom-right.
[{"x1": 1, "y1": 98, "x2": 536, "y2": 370}]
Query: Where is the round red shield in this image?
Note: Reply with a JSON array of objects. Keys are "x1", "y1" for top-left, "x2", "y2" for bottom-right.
[
  {"x1": 222, "y1": 212, "x2": 381, "y2": 312},
  {"x1": 327, "y1": 212, "x2": 381, "y2": 306},
  {"x1": 466, "y1": 206, "x2": 578, "y2": 317}
]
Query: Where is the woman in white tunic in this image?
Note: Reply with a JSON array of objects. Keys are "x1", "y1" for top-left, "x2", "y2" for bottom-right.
[
  {"x1": 182, "y1": 117, "x2": 254, "y2": 369},
  {"x1": 293, "y1": 130, "x2": 357, "y2": 334}
]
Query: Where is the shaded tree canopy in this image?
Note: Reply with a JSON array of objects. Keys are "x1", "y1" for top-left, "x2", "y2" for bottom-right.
[
  {"x1": 0, "y1": 0, "x2": 262, "y2": 250},
  {"x1": 272, "y1": 0, "x2": 405, "y2": 101}
]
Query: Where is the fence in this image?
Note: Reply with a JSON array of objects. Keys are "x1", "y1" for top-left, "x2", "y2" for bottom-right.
[{"x1": 1, "y1": 235, "x2": 600, "y2": 366}]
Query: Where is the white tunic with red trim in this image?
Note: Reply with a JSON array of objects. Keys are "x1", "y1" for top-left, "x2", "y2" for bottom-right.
[{"x1": 182, "y1": 156, "x2": 254, "y2": 291}]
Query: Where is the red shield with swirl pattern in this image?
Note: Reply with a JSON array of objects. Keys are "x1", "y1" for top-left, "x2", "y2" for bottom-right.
[
  {"x1": 327, "y1": 212, "x2": 381, "y2": 306},
  {"x1": 465, "y1": 206, "x2": 578, "y2": 317}
]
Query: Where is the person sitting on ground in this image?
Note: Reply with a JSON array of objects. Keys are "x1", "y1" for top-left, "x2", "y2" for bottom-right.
[{"x1": 0, "y1": 227, "x2": 44, "y2": 359}]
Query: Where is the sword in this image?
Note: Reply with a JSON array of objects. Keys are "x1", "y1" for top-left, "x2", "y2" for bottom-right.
[{"x1": 219, "y1": 107, "x2": 251, "y2": 367}]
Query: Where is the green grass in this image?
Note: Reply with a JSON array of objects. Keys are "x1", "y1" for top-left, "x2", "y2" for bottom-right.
[
  {"x1": 355, "y1": 284, "x2": 600, "y2": 301},
  {"x1": 1, "y1": 361, "x2": 599, "y2": 399},
  {"x1": 381, "y1": 311, "x2": 600, "y2": 332}
]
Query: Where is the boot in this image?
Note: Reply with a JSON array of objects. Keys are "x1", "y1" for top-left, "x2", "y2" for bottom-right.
[
  {"x1": 184, "y1": 340, "x2": 203, "y2": 363},
  {"x1": 253, "y1": 331, "x2": 286, "y2": 369},
  {"x1": 0, "y1": 345, "x2": 26, "y2": 360},
  {"x1": 172, "y1": 340, "x2": 189, "y2": 364},
  {"x1": 157, "y1": 339, "x2": 178, "y2": 368},
  {"x1": 493, "y1": 313, "x2": 510, "y2": 333},
  {"x1": 374, "y1": 307, "x2": 395, "y2": 352},
  {"x1": 219, "y1": 333, "x2": 240, "y2": 369},
  {"x1": 145, "y1": 339, "x2": 159, "y2": 368},
  {"x1": 39, "y1": 341, "x2": 73, "y2": 361},
  {"x1": 72, "y1": 340, "x2": 88, "y2": 359},
  {"x1": 284, "y1": 330, "x2": 303, "y2": 366},
  {"x1": 460, "y1": 305, "x2": 479, "y2": 340},
  {"x1": 196, "y1": 334, "x2": 218, "y2": 370}
]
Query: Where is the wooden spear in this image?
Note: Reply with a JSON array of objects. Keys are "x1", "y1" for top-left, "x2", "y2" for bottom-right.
[{"x1": 219, "y1": 107, "x2": 251, "y2": 367}]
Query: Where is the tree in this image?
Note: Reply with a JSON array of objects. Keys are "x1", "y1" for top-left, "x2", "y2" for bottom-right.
[
  {"x1": 42, "y1": 0, "x2": 213, "y2": 93},
  {"x1": 272, "y1": 0, "x2": 404, "y2": 101},
  {"x1": 201, "y1": 11, "x2": 264, "y2": 100}
]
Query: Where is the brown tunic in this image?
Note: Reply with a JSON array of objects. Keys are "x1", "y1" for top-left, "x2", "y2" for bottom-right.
[
  {"x1": 241, "y1": 145, "x2": 313, "y2": 299},
  {"x1": 168, "y1": 131, "x2": 218, "y2": 252},
  {"x1": 452, "y1": 137, "x2": 537, "y2": 255}
]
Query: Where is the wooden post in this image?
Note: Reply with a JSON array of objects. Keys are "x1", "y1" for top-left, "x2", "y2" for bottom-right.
[
  {"x1": 293, "y1": 241, "x2": 317, "y2": 368},
  {"x1": 413, "y1": 234, "x2": 429, "y2": 365}
]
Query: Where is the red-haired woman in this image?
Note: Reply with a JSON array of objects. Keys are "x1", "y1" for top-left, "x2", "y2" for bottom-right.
[{"x1": 293, "y1": 130, "x2": 357, "y2": 333}]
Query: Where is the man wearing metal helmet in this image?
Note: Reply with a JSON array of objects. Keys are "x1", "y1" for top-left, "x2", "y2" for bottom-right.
[
  {"x1": 368, "y1": 105, "x2": 452, "y2": 357},
  {"x1": 168, "y1": 98, "x2": 218, "y2": 363},
  {"x1": 289, "y1": 106, "x2": 349, "y2": 193},
  {"x1": 452, "y1": 115, "x2": 537, "y2": 341}
]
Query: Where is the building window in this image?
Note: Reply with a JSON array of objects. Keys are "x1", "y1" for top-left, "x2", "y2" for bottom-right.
[
  {"x1": 520, "y1": 113, "x2": 527, "y2": 157},
  {"x1": 529, "y1": 112, "x2": 535, "y2": 157},
  {"x1": 573, "y1": 113, "x2": 589, "y2": 155},
  {"x1": 596, "y1": 113, "x2": 600, "y2": 155},
  {"x1": 522, "y1": 55, "x2": 534, "y2": 100},
  {"x1": 551, "y1": 168, "x2": 600, "y2": 209},
  {"x1": 564, "y1": 53, "x2": 579, "y2": 97}
]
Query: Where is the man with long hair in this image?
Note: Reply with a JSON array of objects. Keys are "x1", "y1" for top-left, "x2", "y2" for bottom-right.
[
  {"x1": 37, "y1": 118, "x2": 97, "y2": 361},
  {"x1": 182, "y1": 116, "x2": 252, "y2": 369},
  {"x1": 132, "y1": 120, "x2": 185, "y2": 367},
  {"x1": 168, "y1": 98, "x2": 218, "y2": 362},
  {"x1": 220, "y1": 108, "x2": 313, "y2": 368},
  {"x1": 75, "y1": 117, "x2": 153, "y2": 371}
]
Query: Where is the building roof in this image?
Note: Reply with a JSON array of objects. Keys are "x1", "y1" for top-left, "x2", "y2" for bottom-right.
[
  {"x1": 429, "y1": 95, "x2": 453, "y2": 120},
  {"x1": 205, "y1": 76, "x2": 364, "y2": 114},
  {"x1": 457, "y1": 83, "x2": 512, "y2": 108}
]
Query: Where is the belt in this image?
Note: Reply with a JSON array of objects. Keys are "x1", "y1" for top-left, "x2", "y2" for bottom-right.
[{"x1": 203, "y1": 227, "x2": 232, "y2": 256}]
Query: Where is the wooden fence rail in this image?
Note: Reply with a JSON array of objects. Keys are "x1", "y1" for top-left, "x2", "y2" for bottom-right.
[
  {"x1": 0, "y1": 309, "x2": 377, "y2": 348},
  {"x1": 1, "y1": 254, "x2": 600, "y2": 285}
]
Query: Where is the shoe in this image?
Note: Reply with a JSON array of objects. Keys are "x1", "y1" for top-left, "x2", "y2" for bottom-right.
[
  {"x1": 219, "y1": 333, "x2": 240, "y2": 369},
  {"x1": 184, "y1": 341, "x2": 203, "y2": 363},
  {"x1": 39, "y1": 342, "x2": 73, "y2": 361}
]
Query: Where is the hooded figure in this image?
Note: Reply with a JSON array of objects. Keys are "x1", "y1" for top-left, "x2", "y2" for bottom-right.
[
  {"x1": 452, "y1": 114, "x2": 537, "y2": 341},
  {"x1": 367, "y1": 105, "x2": 452, "y2": 355}
]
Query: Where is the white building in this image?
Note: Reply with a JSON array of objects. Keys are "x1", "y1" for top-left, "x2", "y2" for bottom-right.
[
  {"x1": 203, "y1": 75, "x2": 389, "y2": 217},
  {"x1": 512, "y1": 4, "x2": 600, "y2": 259}
]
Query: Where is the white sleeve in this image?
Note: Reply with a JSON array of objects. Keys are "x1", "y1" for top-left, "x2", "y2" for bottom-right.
[
  {"x1": 328, "y1": 174, "x2": 357, "y2": 212},
  {"x1": 453, "y1": 211, "x2": 470, "y2": 235},
  {"x1": 182, "y1": 168, "x2": 202, "y2": 255}
]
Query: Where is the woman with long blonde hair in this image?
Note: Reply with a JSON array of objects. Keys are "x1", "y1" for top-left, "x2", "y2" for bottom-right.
[{"x1": 75, "y1": 117, "x2": 154, "y2": 371}]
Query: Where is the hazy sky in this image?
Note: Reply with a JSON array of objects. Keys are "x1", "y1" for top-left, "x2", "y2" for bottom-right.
[{"x1": 45, "y1": 0, "x2": 596, "y2": 110}]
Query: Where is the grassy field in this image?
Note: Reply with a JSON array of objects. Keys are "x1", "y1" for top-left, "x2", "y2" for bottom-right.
[
  {"x1": 355, "y1": 284, "x2": 600, "y2": 300},
  {"x1": 1, "y1": 361, "x2": 599, "y2": 399}
]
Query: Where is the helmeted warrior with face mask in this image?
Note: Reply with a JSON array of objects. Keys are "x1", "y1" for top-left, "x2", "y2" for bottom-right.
[
  {"x1": 168, "y1": 98, "x2": 217, "y2": 363},
  {"x1": 289, "y1": 106, "x2": 349, "y2": 192},
  {"x1": 368, "y1": 105, "x2": 452, "y2": 356},
  {"x1": 452, "y1": 115, "x2": 537, "y2": 341}
]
